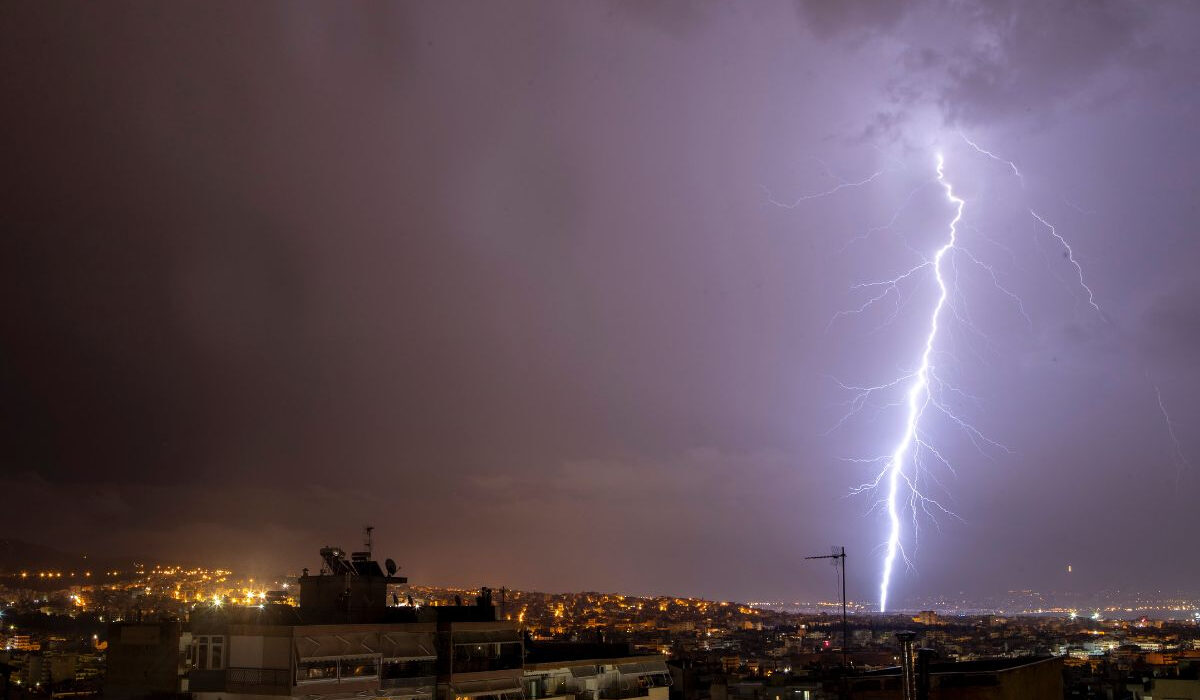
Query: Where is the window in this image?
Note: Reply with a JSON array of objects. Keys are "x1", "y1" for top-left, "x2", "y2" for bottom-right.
[
  {"x1": 383, "y1": 659, "x2": 436, "y2": 680},
  {"x1": 451, "y1": 641, "x2": 522, "y2": 673},
  {"x1": 192, "y1": 636, "x2": 225, "y2": 670},
  {"x1": 298, "y1": 659, "x2": 338, "y2": 682},
  {"x1": 340, "y1": 656, "x2": 380, "y2": 679},
  {"x1": 297, "y1": 656, "x2": 382, "y2": 684}
]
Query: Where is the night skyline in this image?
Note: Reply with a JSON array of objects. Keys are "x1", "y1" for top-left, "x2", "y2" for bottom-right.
[{"x1": 2, "y1": 2, "x2": 1198, "y2": 609}]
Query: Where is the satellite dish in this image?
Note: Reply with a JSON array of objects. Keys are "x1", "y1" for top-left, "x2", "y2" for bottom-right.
[{"x1": 385, "y1": 558, "x2": 398, "y2": 576}]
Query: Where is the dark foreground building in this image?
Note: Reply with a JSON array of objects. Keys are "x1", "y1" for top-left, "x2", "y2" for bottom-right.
[
  {"x1": 106, "y1": 546, "x2": 667, "y2": 700},
  {"x1": 104, "y1": 620, "x2": 189, "y2": 699},
  {"x1": 847, "y1": 656, "x2": 1063, "y2": 700}
]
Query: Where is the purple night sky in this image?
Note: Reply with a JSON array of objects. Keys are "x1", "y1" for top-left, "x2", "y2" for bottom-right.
[{"x1": 2, "y1": 2, "x2": 1198, "y2": 608}]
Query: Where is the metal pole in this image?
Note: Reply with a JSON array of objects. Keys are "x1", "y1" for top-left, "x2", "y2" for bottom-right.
[
  {"x1": 896, "y1": 632, "x2": 917, "y2": 700},
  {"x1": 840, "y1": 548, "x2": 848, "y2": 671},
  {"x1": 804, "y1": 547, "x2": 850, "y2": 697}
]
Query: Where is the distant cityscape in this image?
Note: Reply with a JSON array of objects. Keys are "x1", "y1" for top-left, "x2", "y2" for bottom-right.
[
  {"x1": 3, "y1": 538, "x2": 1197, "y2": 622},
  {"x1": 2, "y1": 537, "x2": 1200, "y2": 699}
]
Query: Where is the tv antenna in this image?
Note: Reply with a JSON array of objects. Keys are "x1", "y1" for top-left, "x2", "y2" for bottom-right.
[
  {"x1": 363, "y1": 525, "x2": 374, "y2": 557},
  {"x1": 805, "y1": 545, "x2": 848, "y2": 671}
]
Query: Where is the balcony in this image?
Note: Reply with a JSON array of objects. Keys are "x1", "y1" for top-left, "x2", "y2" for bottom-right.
[
  {"x1": 600, "y1": 686, "x2": 670, "y2": 700},
  {"x1": 453, "y1": 658, "x2": 523, "y2": 674},
  {"x1": 189, "y1": 669, "x2": 226, "y2": 692},
  {"x1": 227, "y1": 667, "x2": 292, "y2": 688},
  {"x1": 600, "y1": 690, "x2": 649, "y2": 700},
  {"x1": 188, "y1": 666, "x2": 293, "y2": 692},
  {"x1": 381, "y1": 674, "x2": 437, "y2": 699}
]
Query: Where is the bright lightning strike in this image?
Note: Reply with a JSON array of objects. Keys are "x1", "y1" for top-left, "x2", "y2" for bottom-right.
[
  {"x1": 789, "y1": 134, "x2": 1174, "y2": 613},
  {"x1": 875, "y1": 153, "x2": 963, "y2": 613},
  {"x1": 820, "y1": 150, "x2": 1011, "y2": 612}
]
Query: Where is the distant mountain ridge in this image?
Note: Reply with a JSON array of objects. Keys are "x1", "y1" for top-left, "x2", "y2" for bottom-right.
[{"x1": 0, "y1": 537, "x2": 132, "y2": 574}]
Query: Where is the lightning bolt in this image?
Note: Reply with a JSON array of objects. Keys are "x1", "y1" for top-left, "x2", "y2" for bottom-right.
[
  {"x1": 958, "y1": 131, "x2": 1024, "y2": 186},
  {"x1": 957, "y1": 134, "x2": 1104, "y2": 316},
  {"x1": 786, "y1": 134, "x2": 1176, "y2": 613},
  {"x1": 874, "y1": 154, "x2": 963, "y2": 613},
  {"x1": 1029, "y1": 210, "x2": 1101, "y2": 313},
  {"x1": 957, "y1": 137, "x2": 1190, "y2": 508},
  {"x1": 836, "y1": 179, "x2": 936, "y2": 255},
  {"x1": 1153, "y1": 382, "x2": 1192, "y2": 484},
  {"x1": 763, "y1": 163, "x2": 887, "y2": 209},
  {"x1": 957, "y1": 133, "x2": 1102, "y2": 316},
  {"x1": 820, "y1": 150, "x2": 1014, "y2": 612}
]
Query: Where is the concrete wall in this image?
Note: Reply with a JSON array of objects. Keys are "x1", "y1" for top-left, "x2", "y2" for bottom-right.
[
  {"x1": 1148, "y1": 677, "x2": 1200, "y2": 700},
  {"x1": 228, "y1": 634, "x2": 291, "y2": 670}
]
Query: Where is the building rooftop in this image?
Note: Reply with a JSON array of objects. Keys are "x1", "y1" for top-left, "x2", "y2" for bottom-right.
[
  {"x1": 525, "y1": 641, "x2": 642, "y2": 665},
  {"x1": 856, "y1": 655, "x2": 1057, "y2": 677}
]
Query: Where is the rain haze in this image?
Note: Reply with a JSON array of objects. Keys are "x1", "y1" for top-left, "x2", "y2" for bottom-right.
[{"x1": 2, "y1": 1, "x2": 1198, "y2": 609}]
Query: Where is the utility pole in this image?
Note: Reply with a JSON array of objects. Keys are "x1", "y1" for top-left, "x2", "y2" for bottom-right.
[{"x1": 805, "y1": 546, "x2": 848, "y2": 671}]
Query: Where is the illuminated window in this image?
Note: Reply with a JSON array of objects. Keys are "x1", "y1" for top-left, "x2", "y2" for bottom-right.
[
  {"x1": 340, "y1": 656, "x2": 380, "y2": 679},
  {"x1": 296, "y1": 656, "x2": 382, "y2": 684},
  {"x1": 298, "y1": 659, "x2": 337, "y2": 682}
]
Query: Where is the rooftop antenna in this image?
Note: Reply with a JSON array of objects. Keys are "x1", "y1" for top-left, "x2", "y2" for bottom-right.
[
  {"x1": 363, "y1": 525, "x2": 374, "y2": 558},
  {"x1": 805, "y1": 546, "x2": 848, "y2": 672}
]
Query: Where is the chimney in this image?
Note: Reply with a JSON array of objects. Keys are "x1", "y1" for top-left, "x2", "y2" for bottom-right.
[
  {"x1": 895, "y1": 632, "x2": 917, "y2": 700},
  {"x1": 916, "y1": 648, "x2": 934, "y2": 700}
]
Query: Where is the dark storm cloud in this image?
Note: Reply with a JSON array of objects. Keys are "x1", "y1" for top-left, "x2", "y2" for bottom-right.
[
  {"x1": 2, "y1": 1, "x2": 1198, "y2": 605},
  {"x1": 935, "y1": 1, "x2": 1153, "y2": 126},
  {"x1": 795, "y1": 0, "x2": 1168, "y2": 139}
]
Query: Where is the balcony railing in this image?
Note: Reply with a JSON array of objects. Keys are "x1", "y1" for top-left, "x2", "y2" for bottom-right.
[
  {"x1": 599, "y1": 685, "x2": 669, "y2": 700},
  {"x1": 188, "y1": 669, "x2": 226, "y2": 692},
  {"x1": 599, "y1": 690, "x2": 652, "y2": 700},
  {"x1": 227, "y1": 667, "x2": 292, "y2": 687},
  {"x1": 451, "y1": 657, "x2": 523, "y2": 674},
  {"x1": 381, "y1": 675, "x2": 437, "y2": 691}
]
